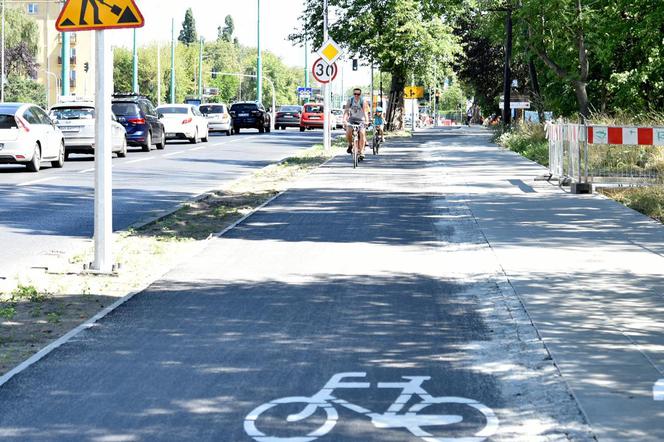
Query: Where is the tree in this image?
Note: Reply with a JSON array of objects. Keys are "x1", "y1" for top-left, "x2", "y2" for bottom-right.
[
  {"x1": 5, "y1": 75, "x2": 46, "y2": 107},
  {"x1": 291, "y1": 0, "x2": 461, "y2": 130},
  {"x1": 178, "y1": 8, "x2": 197, "y2": 46},
  {"x1": 218, "y1": 15, "x2": 235, "y2": 43}
]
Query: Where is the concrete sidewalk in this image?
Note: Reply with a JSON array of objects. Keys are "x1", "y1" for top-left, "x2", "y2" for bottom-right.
[
  {"x1": 0, "y1": 127, "x2": 661, "y2": 441},
  {"x1": 432, "y1": 126, "x2": 664, "y2": 440}
]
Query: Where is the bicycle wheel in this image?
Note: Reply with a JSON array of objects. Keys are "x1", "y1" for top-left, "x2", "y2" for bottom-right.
[
  {"x1": 244, "y1": 396, "x2": 338, "y2": 442},
  {"x1": 404, "y1": 396, "x2": 499, "y2": 442},
  {"x1": 372, "y1": 135, "x2": 378, "y2": 155},
  {"x1": 352, "y1": 132, "x2": 359, "y2": 168}
]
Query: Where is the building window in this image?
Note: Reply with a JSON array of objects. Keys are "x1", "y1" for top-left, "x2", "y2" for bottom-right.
[{"x1": 27, "y1": 4, "x2": 38, "y2": 14}]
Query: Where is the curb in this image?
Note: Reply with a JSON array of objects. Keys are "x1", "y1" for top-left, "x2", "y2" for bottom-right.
[{"x1": 0, "y1": 146, "x2": 342, "y2": 389}]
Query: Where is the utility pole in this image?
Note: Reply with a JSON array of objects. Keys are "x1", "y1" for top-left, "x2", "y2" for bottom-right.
[
  {"x1": 157, "y1": 41, "x2": 161, "y2": 105},
  {"x1": 132, "y1": 29, "x2": 138, "y2": 93},
  {"x1": 170, "y1": 18, "x2": 175, "y2": 104},
  {"x1": 502, "y1": 7, "x2": 513, "y2": 126},
  {"x1": 323, "y1": 0, "x2": 330, "y2": 150},
  {"x1": 1, "y1": 0, "x2": 5, "y2": 102},
  {"x1": 198, "y1": 37, "x2": 204, "y2": 100},
  {"x1": 256, "y1": 0, "x2": 262, "y2": 103},
  {"x1": 304, "y1": 35, "x2": 309, "y2": 89},
  {"x1": 61, "y1": 32, "x2": 70, "y2": 97}
]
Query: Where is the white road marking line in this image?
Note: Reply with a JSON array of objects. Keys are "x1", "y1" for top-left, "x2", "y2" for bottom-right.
[
  {"x1": 17, "y1": 177, "x2": 58, "y2": 187},
  {"x1": 78, "y1": 168, "x2": 95, "y2": 174},
  {"x1": 164, "y1": 151, "x2": 185, "y2": 157},
  {"x1": 188, "y1": 146, "x2": 206, "y2": 151},
  {"x1": 125, "y1": 157, "x2": 151, "y2": 165}
]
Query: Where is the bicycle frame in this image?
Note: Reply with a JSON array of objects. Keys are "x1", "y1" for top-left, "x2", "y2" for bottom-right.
[{"x1": 287, "y1": 372, "x2": 461, "y2": 428}]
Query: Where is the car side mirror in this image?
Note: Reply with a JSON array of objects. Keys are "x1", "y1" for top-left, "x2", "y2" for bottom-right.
[{"x1": 157, "y1": 112, "x2": 164, "y2": 119}]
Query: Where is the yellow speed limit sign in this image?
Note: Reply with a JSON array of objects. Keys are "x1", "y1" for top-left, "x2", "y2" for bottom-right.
[{"x1": 404, "y1": 86, "x2": 424, "y2": 99}]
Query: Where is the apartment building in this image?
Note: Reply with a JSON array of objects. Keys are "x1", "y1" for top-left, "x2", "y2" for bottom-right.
[{"x1": 19, "y1": 1, "x2": 95, "y2": 106}]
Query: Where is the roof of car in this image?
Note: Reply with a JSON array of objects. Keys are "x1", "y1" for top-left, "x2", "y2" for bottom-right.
[
  {"x1": 51, "y1": 102, "x2": 95, "y2": 108},
  {"x1": 0, "y1": 103, "x2": 29, "y2": 114},
  {"x1": 157, "y1": 104, "x2": 191, "y2": 108}
]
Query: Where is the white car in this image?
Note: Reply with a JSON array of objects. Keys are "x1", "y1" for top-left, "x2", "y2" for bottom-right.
[
  {"x1": 157, "y1": 104, "x2": 209, "y2": 144},
  {"x1": 331, "y1": 109, "x2": 344, "y2": 129},
  {"x1": 0, "y1": 103, "x2": 65, "y2": 172},
  {"x1": 49, "y1": 101, "x2": 127, "y2": 160},
  {"x1": 199, "y1": 103, "x2": 231, "y2": 136}
]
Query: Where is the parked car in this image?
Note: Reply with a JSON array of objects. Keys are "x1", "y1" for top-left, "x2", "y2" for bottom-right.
[
  {"x1": 199, "y1": 103, "x2": 231, "y2": 136},
  {"x1": 331, "y1": 108, "x2": 344, "y2": 129},
  {"x1": 229, "y1": 101, "x2": 271, "y2": 134},
  {"x1": 275, "y1": 105, "x2": 302, "y2": 130},
  {"x1": 49, "y1": 101, "x2": 127, "y2": 159},
  {"x1": 157, "y1": 104, "x2": 209, "y2": 144},
  {"x1": 0, "y1": 103, "x2": 65, "y2": 172},
  {"x1": 300, "y1": 103, "x2": 324, "y2": 131},
  {"x1": 111, "y1": 93, "x2": 165, "y2": 151}
]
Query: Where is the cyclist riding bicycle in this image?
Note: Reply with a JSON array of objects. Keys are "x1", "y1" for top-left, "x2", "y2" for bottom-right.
[
  {"x1": 344, "y1": 87, "x2": 370, "y2": 160},
  {"x1": 374, "y1": 106, "x2": 385, "y2": 142}
]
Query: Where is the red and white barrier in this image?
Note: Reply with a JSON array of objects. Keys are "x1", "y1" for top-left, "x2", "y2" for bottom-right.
[{"x1": 587, "y1": 126, "x2": 664, "y2": 146}]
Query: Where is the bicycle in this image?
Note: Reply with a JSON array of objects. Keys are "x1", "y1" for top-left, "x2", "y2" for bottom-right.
[
  {"x1": 244, "y1": 371, "x2": 499, "y2": 441},
  {"x1": 372, "y1": 125, "x2": 383, "y2": 155},
  {"x1": 348, "y1": 122, "x2": 365, "y2": 168}
]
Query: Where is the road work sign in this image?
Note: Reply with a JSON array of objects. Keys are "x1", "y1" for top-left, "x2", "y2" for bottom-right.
[
  {"x1": 404, "y1": 86, "x2": 424, "y2": 99},
  {"x1": 56, "y1": 0, "x2": 144, "y2": 32}
]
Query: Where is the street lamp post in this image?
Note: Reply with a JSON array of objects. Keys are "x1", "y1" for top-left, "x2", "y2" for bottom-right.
[
  {"x1": 170, "y1": 17, "x2": 175, "y2": 104},
  {"x1": 198, "y1": 37, "x2": 204, "y2": 100},
  {"x1": 45, "y1": 71, "x2": 59, "y2": 108},
  {"x1": 256, "y1": 0, "x2": 262, "y2": 104},
  {"x1": 132, "y1": 29, "x2": 138, "y2": 93}
]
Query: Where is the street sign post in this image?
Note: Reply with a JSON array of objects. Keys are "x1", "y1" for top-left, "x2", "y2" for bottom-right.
[
  {"x1": 56, "y1": 0, "x2": 144, "y2": 273},
  {"x1": 311, "y1": 58, "x2": 338, "y2": 84}
]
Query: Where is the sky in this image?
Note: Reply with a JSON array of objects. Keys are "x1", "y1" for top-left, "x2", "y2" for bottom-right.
[{"x1": 112, "y1": 0, "x2": 371, "y2": 95}]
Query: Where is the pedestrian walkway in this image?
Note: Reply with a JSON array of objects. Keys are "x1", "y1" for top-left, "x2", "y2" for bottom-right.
[{"x1": 0, "y1": 127, "x2": 661, "y2": 441}]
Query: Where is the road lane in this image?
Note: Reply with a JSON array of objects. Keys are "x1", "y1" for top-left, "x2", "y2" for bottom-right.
[{"x1": 0, "y1": 130, "x2": 323, "y2": 278}]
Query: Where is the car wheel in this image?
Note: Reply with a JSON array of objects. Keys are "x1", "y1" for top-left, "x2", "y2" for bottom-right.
[
  {"x1": 64, "y1": 151, "x2": 70, "y2": 161},
  {"x1": 258, "y1": 126, "x2": 265, "y2": 133},
  {"x1": 26, "y1": 143, "x2": 41, "y2": 172},
  {"x1": 51, "y1": 141, "x2": 65, "y2": 168},
  {"x1": 300, "y1": 126, "x2": 305, "y2": 132},
  {"x1": 226, "y1": 130, "x2": 231, "y2": 136},
  {"x1": 266, "y1": 124, "x2": 271, "y2": 133},
  {"x1": 235, "y1": 127, "x2": 240, "y2": 135},
  {"x1": 117, "y1": 139, "x2": 128, "y2": 158},
  {"x1": 142, "y1": 132, "x2": 152, "y2": 152},
  {"x1": 202, "y1": 127, "x2": 209, "y2": 142},
  {"x1": 156, "y1": 130, "x2": 166, "y2": 150},
  {"x1": 190, "y1": 129, "x2": 199, "y2": 144}
]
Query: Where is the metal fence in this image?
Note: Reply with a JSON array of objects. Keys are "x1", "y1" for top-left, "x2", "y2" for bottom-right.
[{"x1": 546, "y1": 123, "x2": 664, "y2": 188}]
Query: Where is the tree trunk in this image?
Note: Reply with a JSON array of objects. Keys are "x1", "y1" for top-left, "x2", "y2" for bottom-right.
[
  {"x1": 527, "y1": 56, "x2": 545, "y2": 123},
  {"x1": 573, "y1": 80, "x2": 589, "y2": 122},
  {"x1": 386, "y1": 70, "x2": 407, "y2": 131}
]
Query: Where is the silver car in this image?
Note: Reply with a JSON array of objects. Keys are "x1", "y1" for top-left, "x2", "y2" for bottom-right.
[
  {"x1": 49, "y1": 102, "x2": 128, "y2": 159},
  {"x1": 198, "y1": 103, "x2": 231, "y2": 136}
]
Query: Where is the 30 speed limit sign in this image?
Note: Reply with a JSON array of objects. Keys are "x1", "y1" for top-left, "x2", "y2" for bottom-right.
[{"x1": 312, "y1": 58, "x2": 338, "y2": 84}]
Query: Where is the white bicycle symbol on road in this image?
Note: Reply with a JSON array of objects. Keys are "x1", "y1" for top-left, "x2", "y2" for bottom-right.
[{"x1": 244, "y1": 372, "x2": 499, "y2": 442}]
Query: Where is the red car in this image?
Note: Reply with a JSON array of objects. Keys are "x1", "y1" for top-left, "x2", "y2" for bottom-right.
[{"x1": 300, "y1": 103, "x2": 324, "y2": 131}]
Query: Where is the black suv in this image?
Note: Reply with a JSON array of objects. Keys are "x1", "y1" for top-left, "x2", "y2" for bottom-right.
[
  {"x1": 111, "y1": 93, "x2": 166, "y2": 151},
  {"x1": 229, "y1": 102, "x2": 271, "y2": 134}
]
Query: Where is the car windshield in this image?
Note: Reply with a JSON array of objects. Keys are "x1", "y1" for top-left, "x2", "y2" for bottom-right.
[
  {"x1": 158, "y1": 107, "x2": 189, "y2": 115},
  {"x1": 111, "y1": 103, "x2": 140, "y2": 116},
  {"x1": 231, "y1": 103, "x2": 258, "y2": 112},
  {"x1": 200, "y1": 105, "x2": 225, "y2": 114},
  {"x1": 0, "y1": 114, "x2": 17, "y2": 129},
  {"x1": 50, "y1": 107, "x2": 95, "y2": 120},
  {"x1": 305, "y1": 105, "x2": 323, "y2": 113},
  {"x1": 280, "y1": 106, "x2": 300, "y2": 112}
]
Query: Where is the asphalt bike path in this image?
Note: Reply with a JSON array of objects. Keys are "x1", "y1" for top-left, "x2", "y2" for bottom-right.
[{"x1": 0, "y1": 129, "x2": 594, "y2": 441}]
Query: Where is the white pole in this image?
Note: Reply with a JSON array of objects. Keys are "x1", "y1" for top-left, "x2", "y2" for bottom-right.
[
  {"x1": 1, "y1": 0, "x2": 5, "y2": 103},
  {"x1": 411, "y1": 74, "x2": 415, "y2": 132},
  {"x1": 92, "y1": 30, "x2": 113, "y2": 273},
  {"x1": 323, "y1": 0, "x2": 330, "y2": 150},
  {"x1": 157, "y1": 41, "x2": 161, "y2": 106}
]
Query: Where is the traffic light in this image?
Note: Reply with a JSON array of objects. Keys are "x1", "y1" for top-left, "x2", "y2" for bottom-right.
[
  {"x1": 84, "y1": 62, "x2": 89, "y2": 73},
  {"x1": 352, "y1": 59, "x2": 358, "y2": 71}
]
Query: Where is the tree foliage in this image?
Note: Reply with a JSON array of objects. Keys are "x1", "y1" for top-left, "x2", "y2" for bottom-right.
[
  {"x1": 3, "y1": 7, "x2": 42, "y2": 103},
  {"x1": 291, "y1": 0, "x2": 462, "y2": 129},
  {"x1": 178, "y1": 8, "x2": 198, "y2": 46}
]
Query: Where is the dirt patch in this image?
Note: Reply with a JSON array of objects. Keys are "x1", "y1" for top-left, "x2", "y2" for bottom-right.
[{"x1": 0, "y1": 140, "x2": 346, "y2": 377}]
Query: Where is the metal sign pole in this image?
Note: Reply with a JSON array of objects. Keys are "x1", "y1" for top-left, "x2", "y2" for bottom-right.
[
  {"x1": 92, "y1": 30, "x2": 113, "y2": 272},
  {"x1": 323, "y1": 0, "x2": 330, "y2": 150}
]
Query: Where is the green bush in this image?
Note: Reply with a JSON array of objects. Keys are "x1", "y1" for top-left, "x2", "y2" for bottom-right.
[{"x1": 494, "y1": 122, "x2": 549, "y2": 167}]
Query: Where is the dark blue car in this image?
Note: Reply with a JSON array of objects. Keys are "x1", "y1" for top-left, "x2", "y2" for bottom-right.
[{"x1": 111, "y1": 94, "x2": 165, "y2": 151}]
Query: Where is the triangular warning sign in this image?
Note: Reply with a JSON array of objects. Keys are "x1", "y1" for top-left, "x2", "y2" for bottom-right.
[{"x1": 56, "y1": 0, "x2": 144, "y2": 32}]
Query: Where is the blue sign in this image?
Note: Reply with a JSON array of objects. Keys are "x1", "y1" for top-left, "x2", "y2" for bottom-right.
[{"x1": 297, "y1": 87, "x2": 313, "y2": 95}]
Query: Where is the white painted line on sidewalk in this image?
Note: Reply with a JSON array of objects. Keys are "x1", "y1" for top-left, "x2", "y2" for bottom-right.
[
  {"x1": 125, "y1": 157, "x2": 151, "y2": 165},
  {"x1": 78, "y1": 168, "x2": 95, "y2": 174},
  {"x1": 164, "y1": 151, "x2": 185, "y2": 157},
  {"x1": 16, "y1": 177, "x2": 58, "y2": 187}
]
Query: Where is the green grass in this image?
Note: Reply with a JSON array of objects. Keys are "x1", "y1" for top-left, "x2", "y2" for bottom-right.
[
  {"x1": 11, "y1": 285, "x2": 49, "y2": 303},
  {"x1": 601, "y1": 186, "x2": 664, "y2": 223}
]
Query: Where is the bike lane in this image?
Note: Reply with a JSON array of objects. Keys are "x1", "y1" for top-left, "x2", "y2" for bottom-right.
[{"x1": 0, "y1": 133, "x2": 592, "y2": 441}]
